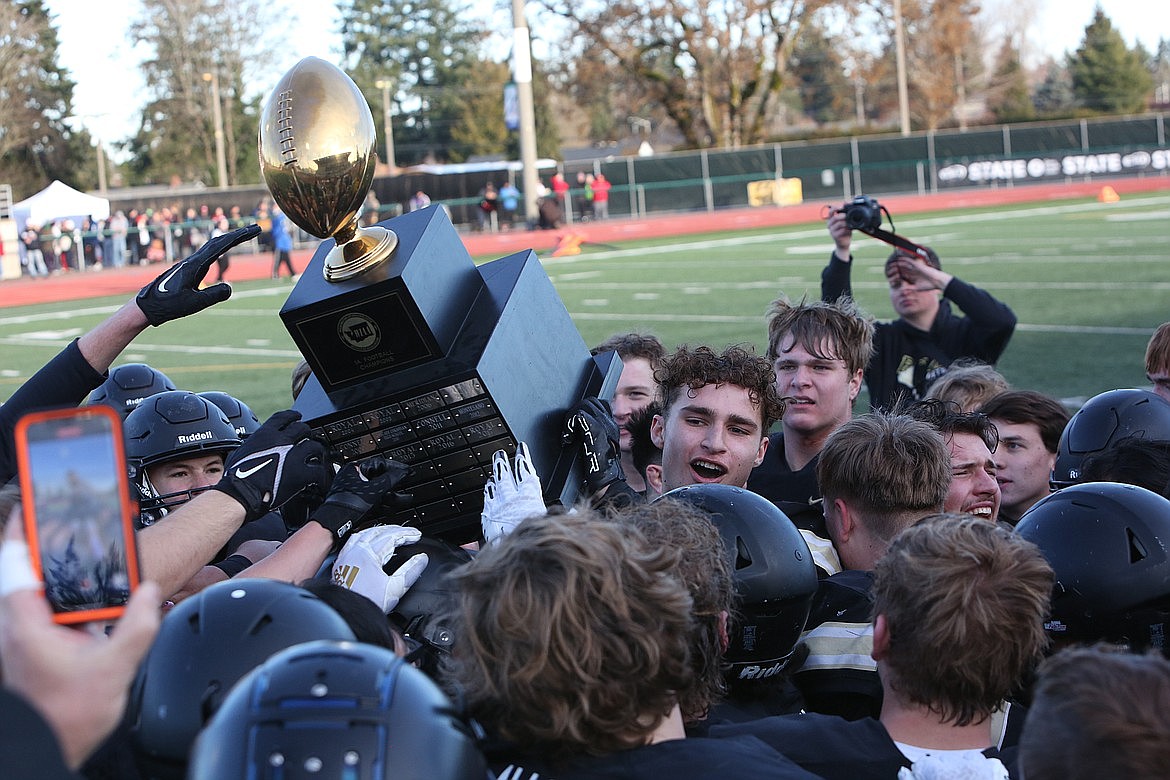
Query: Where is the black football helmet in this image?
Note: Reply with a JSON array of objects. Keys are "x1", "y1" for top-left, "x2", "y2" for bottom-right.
[
  {"x1": 87, "y1": 362, "x2": 176, "y2": 418},
  {"x1": 123, "y1": 390, "x2": 240, "y2": 524},
  {"x1": 657, "y1": 483, "x2": 819, "y2": 685},
  {"x1": 387, "y1": 536, "x2": 473, "y2": 679},
  {"x1": 1052, "y1": 389, "x2": 1170, "y2": 489},
  {"x1": 188, "y1": 640, "x2": 489, "y2": 780},
  {"x1": 129, "y1": 579, "x2": 356, "y2": 779},
  {"x1": 199, "y1": 390, "x2": 261, "y2": 438},
  {"x1": 1016, "y1": 481, "x2": 1170, "y2": 655}
]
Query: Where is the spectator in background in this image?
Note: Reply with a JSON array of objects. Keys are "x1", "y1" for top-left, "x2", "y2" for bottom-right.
[
  {"x1": 409, "y1": 190, "x2": 431, "y2": 211},
  {"x1": 38, "y1": 220, "x2": 58, "y2": 274},
  {"x1": 81, "y1": 217, "x2": 100, "y2": 268},
  {"x1": 499, "y1": 181, "x2": 520, "y2": 229},
  {"x1": 362, "y1": 191, "x2": 381, "y2": 227},
  {"x1": 270, "y1": 204, "x2": 295, "y2": 280},
  {"x1": 107, "y1": 210, "x2": 128, "y2": 268},
  {"x1": 550, "y1": 171, "x2": 569, "y2": 210},
  {"x1": 20, "y1": 223, "x2": 47, "y2": 277},
  {"x1": 575, "y1": 171, "x2": 590, "y2": 220},
  {"x1": 478, "y1": 182, "x2": 499, "y2": 232},
  {"x1": 592, "y1": 172, "x2": 612, "y2": 220},
  {"x1": 210, "y1": 215, "x2": 233, "y2": 283},
  {"x1": 1146, "y1": 322, "x2": 1170, "y2": 402}
]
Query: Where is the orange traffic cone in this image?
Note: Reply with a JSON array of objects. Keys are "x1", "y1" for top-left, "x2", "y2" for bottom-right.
[
  {"x1": 1097, "y1": 186, "x2": 1120, "y2": 203},
  {"x1": 552, "y1": 232, "x2": 586, "y2": 257}
]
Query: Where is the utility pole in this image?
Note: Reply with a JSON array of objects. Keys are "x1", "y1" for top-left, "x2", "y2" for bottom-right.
[
  {"x1": 511, "y1": 0, "x2": 540, "y2": 224},
  {"x1": 375, "y1": 79, "x2": 397, "y2": 170},
  {"x1": 893, "y1": 0, "x2": 911, "y2": 137},
  {"x1": 203, "y1": 71, "x2": 229, "y2": 187}
]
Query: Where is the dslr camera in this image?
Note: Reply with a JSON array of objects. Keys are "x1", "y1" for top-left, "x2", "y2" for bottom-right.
[{"x1": 838, "y1": 195, "x2": 883, "y2": 232}]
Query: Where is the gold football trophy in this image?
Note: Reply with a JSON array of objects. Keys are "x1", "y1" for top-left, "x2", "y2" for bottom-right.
[{"x1": 258, "y1": 56, "x2": 397, "y2": 282}]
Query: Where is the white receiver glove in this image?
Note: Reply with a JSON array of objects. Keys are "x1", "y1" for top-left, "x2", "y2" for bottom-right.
[
  {"x1": 331, "y1": 525, "x2": 428, "y2": 613},
  {"x1": 481, "y1": 442, "x2": 546, "y2": 545}
]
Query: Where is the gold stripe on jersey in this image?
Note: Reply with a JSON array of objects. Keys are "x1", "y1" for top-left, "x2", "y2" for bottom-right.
[{"x1": 799, "y1": 620, "x2": 875, "y2": 672}]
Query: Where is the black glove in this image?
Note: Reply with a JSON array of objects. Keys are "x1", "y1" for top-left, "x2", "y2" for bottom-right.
[
  {"x1": 562, "y1": 396, "x2": 625, "y2": 493},
  {"x1": 211, "y1": 410, "x2": 332, "y2": 523},
  {"x1": 135, "y1": 224, "x2": 261, "y2": 326},
  {"x1": 310, "y1": 455, "x2": 413, "y2": 543}
]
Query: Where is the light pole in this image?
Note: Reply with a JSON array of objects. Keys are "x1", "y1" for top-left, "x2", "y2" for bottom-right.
[
  {"x1": 374, "y1": 79, "x2": 397, "y2": 170},
  {"x1": 202, "y1": 71, "x2": 229, "y2": 187},
  {"x1": 511, "y1": 0, "x2": 539, "y2": 224},
  {"x1": 95, "y1": 135, "x2": 108, "y2": 193},
  {"x1": 893, "y1": 0, "x2": 911, "y2": 136}
]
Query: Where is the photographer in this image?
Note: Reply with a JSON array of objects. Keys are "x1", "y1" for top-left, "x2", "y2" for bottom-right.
[{"x1": 822, "y1": 205, "x2": 1016, "y2": 412}]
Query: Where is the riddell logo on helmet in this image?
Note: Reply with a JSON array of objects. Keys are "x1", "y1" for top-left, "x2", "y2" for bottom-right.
[
  {"x1": 738, "y1": 661, "x2": 785, "y2": 680},
  {"x1": 177, "y1": 430, "x2": 215, "y2": 444}
]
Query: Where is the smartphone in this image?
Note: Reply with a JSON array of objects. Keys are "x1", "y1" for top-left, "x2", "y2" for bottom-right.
[{"x1": 15, "y1": 405, "x2": 140, "y2": 624}]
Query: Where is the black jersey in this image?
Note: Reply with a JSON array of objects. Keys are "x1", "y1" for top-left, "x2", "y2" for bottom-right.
[
  {"x1": 490, "y1": 734, "x2": 823, "y2": 780},
  {"x1": 822, "y1": 253, "x2": 1016, "y2": 412},
  {"x1": 792, "y1": 568, "x2": 882, "y2": 720},
  {"x1": 0, "y1": 339, "x2": 105, "y2": 484},
  {"x1": 712, "y1": 712, "x2": 1019, "y2": 780},
  {"x1": 747, "y1": 432, "x2": 822, "y2": 513}
]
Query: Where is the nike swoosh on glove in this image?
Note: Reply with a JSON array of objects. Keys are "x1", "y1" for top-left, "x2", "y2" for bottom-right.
[
  {"x1": 135, "y1": 224, "x2": 260, "y2": 326},
  {"x1": 211, "y1": 409, "x2": 332, "y2": 523}
]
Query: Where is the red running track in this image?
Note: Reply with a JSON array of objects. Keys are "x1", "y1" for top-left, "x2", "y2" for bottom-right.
[{"x1": 3, "y1": 176, "x2": 1167, "y2": 308}]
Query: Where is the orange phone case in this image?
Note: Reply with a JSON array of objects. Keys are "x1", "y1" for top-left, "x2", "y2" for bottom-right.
[{"x1": 15, "y1": 405, "x2": 141, "y2": 625}]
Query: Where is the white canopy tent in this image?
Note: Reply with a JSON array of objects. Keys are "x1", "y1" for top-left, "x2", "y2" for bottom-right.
[
  {"x1": 12, "y1": 181, "x2": 112, "y2": 272},
  {"x1": 13, "y1": 180, "x2": 110, "y2": 229}
]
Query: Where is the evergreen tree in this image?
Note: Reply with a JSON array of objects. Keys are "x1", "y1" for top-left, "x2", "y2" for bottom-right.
[
  {"x1": 446, "y1": 57, "x2": 561, "y2": 163},
  {"x1": 0, "y1": 0, "x2": 91, "y2": 198},
  {"x1": 340, "y1": 0, "x2": 489, "y2": 165},
  {"x1": 1032, "y1": 58, "x2": 1076, "y2": 117},
  {"x1": 987, "y1": 38, "x2": 1034, "y2": 122},
  {"x1": 1068, "y1": 7, "x2": 1152, "y2": 114},
  {"x1": 791, "y1": 23, "x2": 853, "y2": 125}
]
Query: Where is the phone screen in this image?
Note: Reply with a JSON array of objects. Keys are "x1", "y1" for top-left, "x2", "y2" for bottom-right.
[{"x1": 19, "y1": 409, "x2": 137, "y2": 620}]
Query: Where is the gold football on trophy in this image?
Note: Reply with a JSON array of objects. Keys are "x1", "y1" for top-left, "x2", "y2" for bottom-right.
[{"x1": 258, "y1": 56, "x2": 397, "y2": 282}]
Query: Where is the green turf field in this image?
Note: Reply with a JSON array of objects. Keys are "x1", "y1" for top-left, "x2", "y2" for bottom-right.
[{"x1": 2, "y1": 192, "x2": 1167, "y2": 419}]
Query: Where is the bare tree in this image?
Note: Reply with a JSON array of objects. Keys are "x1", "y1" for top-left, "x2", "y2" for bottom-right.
[
  {"x1": 537, "y1": 0, "x2": 840, "y2": 149},
  {"x1": 900, "y1": 0, "x2": 983, "y2": 130}
]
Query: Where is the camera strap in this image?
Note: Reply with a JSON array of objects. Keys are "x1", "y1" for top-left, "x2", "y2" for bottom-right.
[{"x1": 858, "y1": 225, "x2": 932, "y2": 260}]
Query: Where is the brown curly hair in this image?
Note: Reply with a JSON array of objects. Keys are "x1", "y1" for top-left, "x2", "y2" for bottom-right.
[
  {"x1": 617, "y1": 498, "x2": 734, "y2": 722},
  {"x1": 656, "y1": 344, "x2": 786, "y2": 432},
  {"x1": 444, "y1": 511, "x2": 694, "y2": 759}
]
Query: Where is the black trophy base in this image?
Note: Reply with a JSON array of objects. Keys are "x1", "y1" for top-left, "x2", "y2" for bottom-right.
[{"x1": 291, "y1": 249, "x2": 622, "y2": 544}]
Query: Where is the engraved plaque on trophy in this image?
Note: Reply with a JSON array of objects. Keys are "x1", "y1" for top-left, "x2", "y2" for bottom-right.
[{"x1": 260, "y1": 58, "x2": 621, "y2": 543}]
